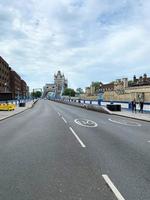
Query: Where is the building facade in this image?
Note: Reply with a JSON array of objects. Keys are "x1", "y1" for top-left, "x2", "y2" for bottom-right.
[
  {"x1": 0, "y1": 56, "x2": 29, "y2": 100},
  {"x1": 43, "y1": 83, "x2": 56, "y2": 97},
  {"x1": 21, "y1": 79, "x2": 27, "y2": 99},
  {"x1": 99, "y1": 82, "x2": 115, "y2": 92},
  {"x1": 54, "y1": 71, "x2": 68, "y2": 97},
  {"x1": 85, "y1": 82, "x2": 114, "y2": 97},
  {"x1": 26, "y1": 86, "x2": 30, "y2": 98},
  {"x1": 0, "y1": 56, "x2": 11, "y2": 93},
  {"x1": 43, "y1": 70, "x2": 68, "y2": 98},
  {"x1": 129, "y1": 74, "x2": 150, "y2": 87},
  {"x1": 114, "y1": 78, "x2": 128, "y2": 95},
  {"x1": 10, "y1": 70, "x2": 22, "y2": 99}
]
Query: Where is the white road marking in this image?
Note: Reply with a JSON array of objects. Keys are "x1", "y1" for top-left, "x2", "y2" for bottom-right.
[
  {"x1": 62, "y1": 116, "x2": 67, "y2": 124},
  {"x1": 57, "y1": 112, "x2": 61, "y2": 117},
  {"x1": 147, "y1": 141, "x2": 150, "y2": 143},
  {"x1": 57, "y1": 112, "x2": 67, "y2": 124},
  {"x1": 108, "y1": 118, "x2": 141, "y2": 127},
  {"x1": 102, "y1": 175, "x2": 125, "y2": 200},
  {"x1": 69, "y1": 127, "x2": 86, "y2": 148},
  {"x1": 74, "y1": 119, "x2": 98, "y2": 128}
]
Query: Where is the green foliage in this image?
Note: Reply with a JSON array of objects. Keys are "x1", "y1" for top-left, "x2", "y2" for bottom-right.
[
  {"x1": 91, "y1": 82, "x2": 100, "y2": 91},
  {"x1": 76, "y1": 88, "x2": 84, "y2": 94},
  {"x1": 128, "y1": 80, "x2": 133, "y2": 85},
  {"x1": 63, "y1": 88, "x2": 76, "y2": 97},
  {"x1": 31, "y1": 91, "x2": 42, "y2": 98}
]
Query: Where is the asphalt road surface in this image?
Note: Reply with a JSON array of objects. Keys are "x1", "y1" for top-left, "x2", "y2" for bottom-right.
[{"x1": 0, "y1": 100, "x2": 150, "y2": 200}]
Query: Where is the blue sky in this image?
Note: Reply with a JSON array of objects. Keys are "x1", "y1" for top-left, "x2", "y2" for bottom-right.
[{"x1": 0, "y1": 0, "x2": 150, "y2": 90}]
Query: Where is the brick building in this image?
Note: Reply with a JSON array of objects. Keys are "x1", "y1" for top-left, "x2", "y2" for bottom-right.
[
  {"x1": 0, "y1": 56, "x2": 11, "y2": 92},
  {"x1": 21, "y1": 79, "x2": 27, "y2": 98},
  {"x1": 99, "y1": 82, "x2": 114, "y2": 92},
  {"x1": 26, "y1": 86, "x2": 30, "y2": 98},
  {"x1": 10, "y1": 70, "x2": 22, "y2": 99},
  {"x1": 0, "y1": 56, "x2": 29, "y2": 100}
]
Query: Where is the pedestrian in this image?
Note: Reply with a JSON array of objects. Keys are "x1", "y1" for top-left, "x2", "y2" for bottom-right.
[
  {"x1": 131, "y1": 99, "x2": 136, "y2": 113},
  {"x1": 139, "y1": 100, "x2": 144, "y2": 113}
]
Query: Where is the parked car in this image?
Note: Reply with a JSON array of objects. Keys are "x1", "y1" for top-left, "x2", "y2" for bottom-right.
[{"x1": 0, "y1": 103, "x2": 16, "y2": 111}]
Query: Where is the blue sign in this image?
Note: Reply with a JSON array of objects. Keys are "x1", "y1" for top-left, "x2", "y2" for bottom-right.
[{"x1": 98, "y1": 91, "x2": 104, "y2": 101}]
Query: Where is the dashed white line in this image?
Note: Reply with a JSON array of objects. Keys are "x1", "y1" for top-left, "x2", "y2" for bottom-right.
[
  {"x1": 102, "y1": 174, "x2": 125, "y2": 200},
  {"x1": 62, "y1": 116, "x2": 67, "y2": 124},
  {"x1": 108, "y1": 118, "x2": 141, "y2": 127},
  {"x1": 57, "y1": 112, "x2": 67, "y2": 124},
  {"x1": 69, "y1": 127, "x2": 86, "y2": 148},
  {"x1": 57, "y1": 112, "x2": 61, "y2": 117}
]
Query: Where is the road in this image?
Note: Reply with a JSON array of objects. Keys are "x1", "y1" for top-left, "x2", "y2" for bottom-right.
[{"x1": 0, "y1": 100, "x2": 150, "y2": 200}]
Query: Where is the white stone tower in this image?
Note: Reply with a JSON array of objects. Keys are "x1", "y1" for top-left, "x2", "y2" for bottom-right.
[{"x1": 54, "y1": 71, "x2": 68, "y2": 97}]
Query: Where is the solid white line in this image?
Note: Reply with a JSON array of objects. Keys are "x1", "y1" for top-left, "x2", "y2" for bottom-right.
[
  {"x1": 69, "y1": 127, "x2": 86, "y2": 148},
  {"x1": 102, "y1": 175, "x2": 125, "y2": 200},
  {"x1": 62, "y1": 116, "x2": 67, "y2": 124}
]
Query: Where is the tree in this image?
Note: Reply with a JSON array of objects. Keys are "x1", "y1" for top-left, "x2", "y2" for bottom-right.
[
  {"x1": 91, "y1": 82, "x2": 100, "y2": 92},
  {"x1": 31, "y1": 91, "x2": 42, "y2": 98},
  {"x1": 128, "y1": 80, "x2": 133, "y2": 86},
  {"x1": 63, "y1": 88, "x2": 76, "y2": 97},
  {"x1": 76, "y1": 88, "x2": 84, "y2": 94}
]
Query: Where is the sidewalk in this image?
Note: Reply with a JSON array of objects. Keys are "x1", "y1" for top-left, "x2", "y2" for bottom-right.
[
  {"x1": 111, "y1": 109, "x2": 150, "y2": 122},
  {"x1": 0, "y1": 101, "x2": 35, "y2": 121}
]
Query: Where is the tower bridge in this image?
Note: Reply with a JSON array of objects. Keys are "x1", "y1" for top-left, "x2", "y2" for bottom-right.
[{"x1": 43, "y1": 71, "x2": 68, "y2": 98}]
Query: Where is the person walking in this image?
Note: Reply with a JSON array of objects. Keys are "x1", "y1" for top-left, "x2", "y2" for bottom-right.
[
  {"x1": 131, "y1": 99, "x2": 136, "y2": 113},
  {"x1": 139, "y1": 100, "x2": 144, "y2": 113}
]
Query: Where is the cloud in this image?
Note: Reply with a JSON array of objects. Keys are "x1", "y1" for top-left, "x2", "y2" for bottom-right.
[{"x1": 0, "y1": 0, "x2": 150, "y2": 90}]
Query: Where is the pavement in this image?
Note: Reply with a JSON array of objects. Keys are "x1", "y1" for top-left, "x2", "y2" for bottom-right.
[
  {"x1": 0, "y1": 99, "x2": 150, "y2": 200},
  {"x1": 110, "y1": 109, "x2": 150, "y2": 122},
  {"x1": 0, "y1": 100, "x2": 35, "y2": 121}
]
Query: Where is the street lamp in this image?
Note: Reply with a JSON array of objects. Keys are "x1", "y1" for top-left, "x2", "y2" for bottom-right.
[
  {"x1": 4, "y1": 82, "x2": 7, "y2": 93},
  {"x1": 98, "y1": 83, "x2": 104, "y2": 106}
]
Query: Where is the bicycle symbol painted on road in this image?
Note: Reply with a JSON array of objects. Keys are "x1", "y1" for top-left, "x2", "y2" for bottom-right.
[{"x1": 74, "y1": 119, "x2": 98, "y2": 127}]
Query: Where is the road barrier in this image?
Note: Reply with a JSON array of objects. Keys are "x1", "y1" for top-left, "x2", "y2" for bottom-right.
[
  {"x1": 0, "y1": 103, "x2": 16, "y2": 111},
  {"x1": 54, "y1": 98, "x2": 150, "y2": 113},
  {"x1": 48, "y1": 97, "x2": 150, "y2": 113},
  {"x1": 107, "y1": 104, "x2": 121, "y2": 111},
  {"x1": 19, "y1": 102, "x2": 26, "y2": 107},
  {"x1": 50, "y1": 99, "x2": 111, "y2": 114}
]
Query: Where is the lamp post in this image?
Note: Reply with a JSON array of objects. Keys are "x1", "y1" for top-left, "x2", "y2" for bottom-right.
[
  {"x1": 98, "y1": 83, "x2": 104, "y2": 106},
  {"x1": 4, "y1": 82, "x2": 7, "y2": 93}
]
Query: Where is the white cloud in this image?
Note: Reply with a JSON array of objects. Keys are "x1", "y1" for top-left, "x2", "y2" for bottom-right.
[{"x1": 0, "y1": 0, "x2": 150, "y2": 90}]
